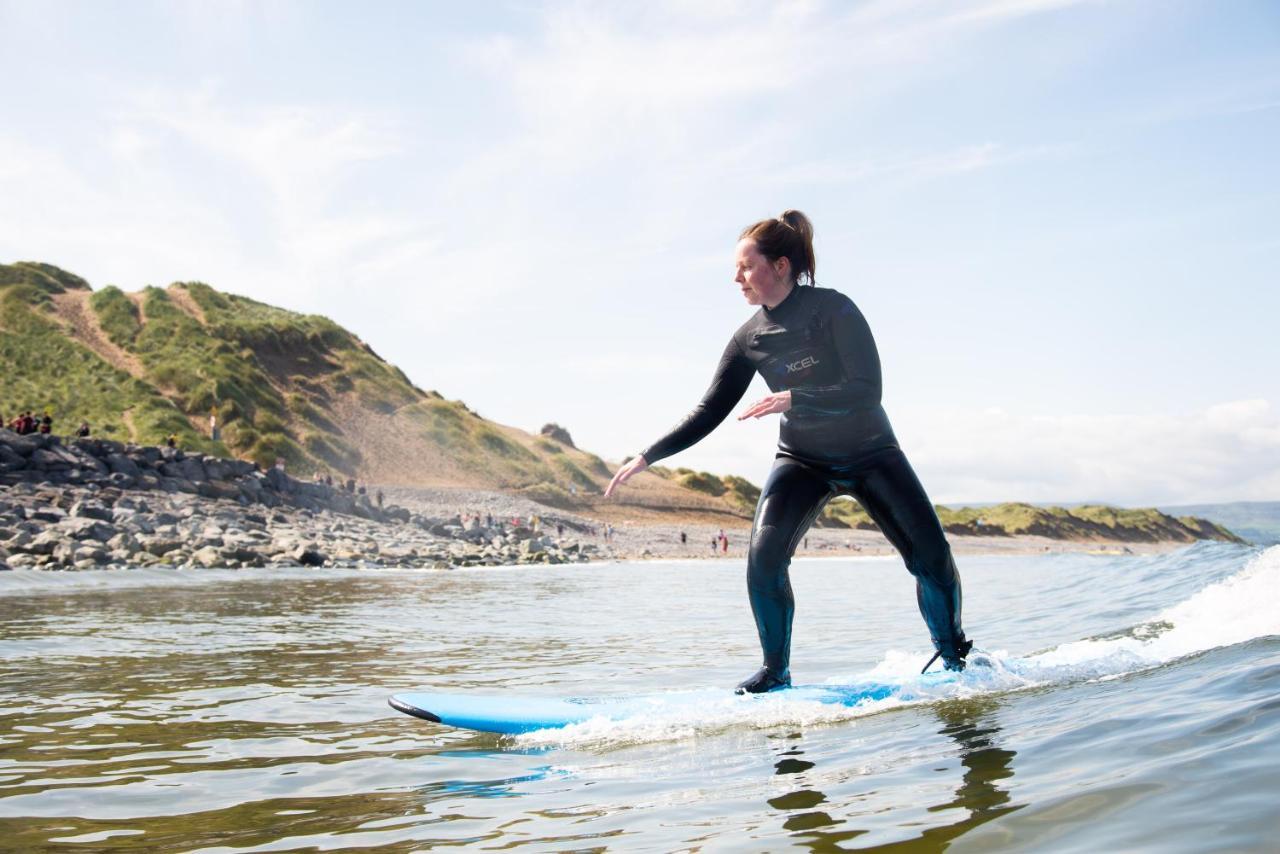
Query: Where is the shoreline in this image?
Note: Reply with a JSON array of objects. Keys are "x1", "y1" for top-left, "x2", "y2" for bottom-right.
[{"x1": 0, "y1": 431, "x2": 1220, "y2": 572}]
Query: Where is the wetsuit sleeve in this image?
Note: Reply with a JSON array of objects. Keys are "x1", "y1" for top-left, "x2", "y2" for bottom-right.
[
  {"x1": 789, "y1": 294, "x2": 883, "y2": 417},
  {"x1": 639, "y1": 336, "x2": 755, "y2": 465}
]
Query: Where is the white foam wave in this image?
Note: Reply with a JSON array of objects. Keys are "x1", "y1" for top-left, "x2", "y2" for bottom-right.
[{"x1": 517, "y1": 546, "x2": 1280, "y2": 748}]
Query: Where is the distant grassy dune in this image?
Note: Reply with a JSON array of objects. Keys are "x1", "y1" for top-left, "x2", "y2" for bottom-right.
[
  {"x1": 821, "y1": 498, "x2": 1243, "y2": 544},
  {"x1": 1158, "y1": 501, "x2": 1280, "y2": 545}
]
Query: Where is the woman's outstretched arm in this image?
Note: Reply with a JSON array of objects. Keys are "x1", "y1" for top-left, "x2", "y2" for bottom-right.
[{"x1": 605, "y1": 336, "x2": 755, "y2": 497}]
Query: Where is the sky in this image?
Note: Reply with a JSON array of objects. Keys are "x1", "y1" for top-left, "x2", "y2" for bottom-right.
[{"x1": 1, "y1": 0, "x2": 1277, "y2": 506}]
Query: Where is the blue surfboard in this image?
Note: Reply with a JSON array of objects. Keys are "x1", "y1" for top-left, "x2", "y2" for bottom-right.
[{"x1": 389, "y1": 672, "x2": 961, "y2": 735}]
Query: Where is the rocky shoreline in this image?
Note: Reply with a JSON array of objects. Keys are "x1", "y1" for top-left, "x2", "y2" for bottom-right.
[
  {"x1": 0, "y1": 430, "x2": 597, "y2": 570},
  {"x1": 0, "y1": 429, "x2": 1223, "y2": 573}
]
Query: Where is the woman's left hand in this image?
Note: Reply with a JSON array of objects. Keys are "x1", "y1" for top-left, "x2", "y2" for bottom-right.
[{"x1": 737, "y1": 391, "x2": 791, "y2": 420}]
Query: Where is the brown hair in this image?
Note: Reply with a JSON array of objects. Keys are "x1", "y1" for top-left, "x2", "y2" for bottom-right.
[{"x1": 739, "y1": 209, "x2": 816, "y2": 286}]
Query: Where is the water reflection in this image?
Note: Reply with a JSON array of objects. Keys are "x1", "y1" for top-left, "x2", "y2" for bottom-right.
[{"x1": 769, "y1": 700, "x2": 1020, "y2": 851}]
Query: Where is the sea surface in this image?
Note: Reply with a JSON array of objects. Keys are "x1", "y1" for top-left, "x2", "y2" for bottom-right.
[{"x1": 1, "y1": 542, "x2": 1278, "y2": 852}]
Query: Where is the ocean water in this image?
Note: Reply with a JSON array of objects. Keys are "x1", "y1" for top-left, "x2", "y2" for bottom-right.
[{"x1": 1, "y1": 542, "x2": 1277, "y2": 851}]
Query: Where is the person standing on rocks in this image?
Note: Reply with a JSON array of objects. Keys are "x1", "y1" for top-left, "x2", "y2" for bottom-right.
[{"x1": 604, "y1": 210, "x2": 975, "y2": 694}]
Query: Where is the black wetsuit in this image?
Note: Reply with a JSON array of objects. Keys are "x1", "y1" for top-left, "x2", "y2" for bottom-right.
[{"x1": 640, "y1": 284, "x2": 969, "y2": 685}]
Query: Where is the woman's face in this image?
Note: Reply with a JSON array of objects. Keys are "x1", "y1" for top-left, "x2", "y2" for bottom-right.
[{"x1": 734, "y1": 238, "x2": 792, "y2": 308}]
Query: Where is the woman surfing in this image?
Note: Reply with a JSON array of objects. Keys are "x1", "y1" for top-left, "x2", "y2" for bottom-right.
[{"x1": 605, "y1": 210, "x2": 974, "y2": 693}]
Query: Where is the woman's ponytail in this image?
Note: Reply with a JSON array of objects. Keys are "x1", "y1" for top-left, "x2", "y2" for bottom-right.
[{"x1": 740, "y1": 210, "x2": 817, "y2": 285}]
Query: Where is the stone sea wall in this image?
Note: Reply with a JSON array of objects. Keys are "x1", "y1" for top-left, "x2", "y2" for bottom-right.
[{"x1": 0, "y1": 429, "x2": 596, "y2": 570}]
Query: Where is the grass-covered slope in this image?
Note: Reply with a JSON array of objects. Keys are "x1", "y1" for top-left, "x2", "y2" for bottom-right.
[
  {"x1": 0, "y1": 263, "x2": 215, "y2": 451},
  {"x1": 0, "y1": 262, "x2": 742, "y2": 516},
  {"x1": 1158, "y1": 501, "x2": 1280, "y2": 546},
  {"x1": 821, "y1": 498, "x2": 1243, "y2": 544},
  {"x1": 653, "y1": 459, "x2": 1239, "y2": 543}
]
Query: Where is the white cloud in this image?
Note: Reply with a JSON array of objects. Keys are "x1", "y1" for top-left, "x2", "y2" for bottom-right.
[
  {"x1": 947, "y1": 0, "x2": 1107, "y2": 25},
  {"x1": 892, "y1": 399, "x2": 1280, "y2": 505},
  {"x1": 4, "y1": 1, "x2": 1271, "y2": 509}
]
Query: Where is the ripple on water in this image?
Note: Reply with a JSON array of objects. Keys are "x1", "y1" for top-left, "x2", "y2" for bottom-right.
[{"x1": 1, "y1": 543, "x2": 1277, "y2": 850}]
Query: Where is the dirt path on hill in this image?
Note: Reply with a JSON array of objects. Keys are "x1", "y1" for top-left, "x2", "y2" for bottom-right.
[
  {"x1": 121, "y1": 407, "x2": 139, "y2": 443},
  {"x1": 50, "y1": 290, "x2": 147, "y2": 380},
  {"x1": 166, "y1": 285, "x2": 207, "y2": 325}
]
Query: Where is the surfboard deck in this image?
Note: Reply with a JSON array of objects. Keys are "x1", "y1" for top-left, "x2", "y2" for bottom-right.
[{"x1": 389, "y1": 672, "x2": 960, "y2": 735}]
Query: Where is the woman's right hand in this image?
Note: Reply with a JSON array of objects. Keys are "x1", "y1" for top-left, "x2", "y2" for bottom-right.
[{"x1": 604, "y1": 455, "x2": 648, "y2": 498}]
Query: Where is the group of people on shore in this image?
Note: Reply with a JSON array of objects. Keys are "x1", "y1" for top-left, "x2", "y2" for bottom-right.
[
  {"x1": 310, "y1": 472, "x2": 384, "y2": 506},
  {"x1": 4, "y1": 411, "x2": 91, "y2": 438},
  {"x1": 5, "y1": 411, "x2": 52, "y2": 435}
]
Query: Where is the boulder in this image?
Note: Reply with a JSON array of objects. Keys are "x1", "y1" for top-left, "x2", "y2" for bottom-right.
[
  {"x1": 142, "y1": 538, "x2": 183, "y2": 556},
  {"x1": 69, "y1": 501, "x2": 113, "y2": 522},
  {"x1": 59, "y1": 518, "x2": 115, "y2": 541},
  {"x1": 0, "y1": 429, "x2": 40, "y2": 456},
  {"x1": 5, "y1": 530, "x2": 32, "y2": 549},
  {"x1": 69, "y1": 451, "x2": 108, "y2": 475},
  {"x1": 197, "y1": 481, "x2": 241, "y2": 501},
  {"x1": 0, "y1": 444, "x2": 25, "y2": 470},
  {"x1": 106, "y1": 454, "x2": 140, "y2": 477},
  {"x1": 291, "y1": 544, "x2": 327, "y2": 566},
  {"x1": 191, "y1": 546, "x2": 226, "y2": 568},
  {"x1": 107, "y1": 532, "x2": 139, "y2": 553},
  {"x1": 203, "y1": 458, "x2": 233, "y2": 480},
  {"x1": 30, "y1": 447, "x2": 79, "y2": 470},
  {"x1": 179, "y1": 457, "x2": 206, "y2": 482},
  {"x1": 73, "y1": 545, "x2": 108, "y2": 564},
  {"x1": 133, "y1": 446, "x2": 161, "y2": 466},
  {"x1": 27, "y1": 530, "x2": 63, "y2": 555}
]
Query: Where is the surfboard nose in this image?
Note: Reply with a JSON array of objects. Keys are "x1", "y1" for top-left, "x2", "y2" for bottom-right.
[{"x1": 389, "y1": 695, "x2": 442, "y2": 724}]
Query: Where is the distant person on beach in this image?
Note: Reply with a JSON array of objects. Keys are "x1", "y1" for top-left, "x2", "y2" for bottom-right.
[
  {"x1": 166, "y1": 433, "x2": 177, "y2": 448},
  {"x1": 605, "y1": 210, "x2": 974, "y2": 693},
  {"x1": 38, "y1": 413, "x2": 52, "y2": 434},
  {"x1": 680, "y1": 531, "x2": 687, "y2": 545},
  {"x1": 76, "y1": 421, "x2": 90, "y2": 438}
]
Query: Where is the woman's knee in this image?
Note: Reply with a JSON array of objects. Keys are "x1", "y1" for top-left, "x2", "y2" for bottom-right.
[
  {"x1": 748, "y1": 524, "x2": 794, "y2": 591},
  {"x1": 902, "y1": 530, "x2": 956, "y2": 585}
]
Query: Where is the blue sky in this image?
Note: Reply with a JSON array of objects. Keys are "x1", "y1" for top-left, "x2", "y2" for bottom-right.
[{"x1": 2, "y1": 0, "x2": 1277, "y2": 504}]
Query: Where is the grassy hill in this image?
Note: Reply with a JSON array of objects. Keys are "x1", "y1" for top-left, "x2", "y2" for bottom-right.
[
  {"x1": 0, "y1": 262, "x2": 744, "y2": 520},
  {"x1": 1158, "y1": 502, "x2": 1280, "y2": 546},
  {"x1": 656, "y1": 465, "x2": 1242, "y2": 544},
  {"x1": 0, "y1": 261, "x2": 1248, "y2": 543},
  {"x1": 820, "y1": 498, "x2": 1243, "y2": 544}
]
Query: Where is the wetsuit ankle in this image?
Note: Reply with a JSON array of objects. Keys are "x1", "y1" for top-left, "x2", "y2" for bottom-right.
[
  {"x1": 936, "y1": 637, "x2": 974, "y2": 672},
  {"x1": 735, "y1": 666, "x2": 792, "y2": 695}
]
